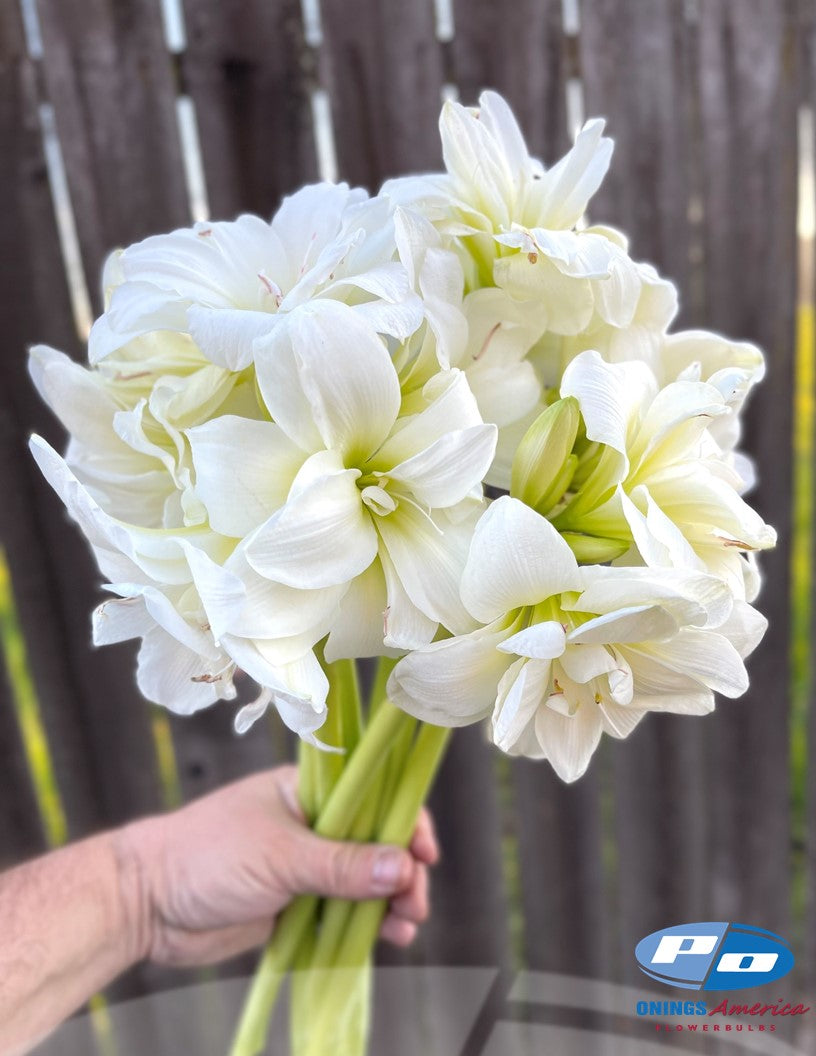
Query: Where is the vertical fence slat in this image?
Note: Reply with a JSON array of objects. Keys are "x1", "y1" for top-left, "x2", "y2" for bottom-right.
[
  {"x1": 0, "y1": 661, "x2": 45, "y2": 867},
  {"x1": 0, "y1": 0, "x2": 116, "y2": 840},
  {"x1": 317, "y1": 2, "x2": 509, "y2": 968},
  {"x1": 445, "y1": 9, "x2": 619, "y2": 978},
  {"x1": 180, "y1": 0, "x2": 318, "y2": 219},
  {"x1": 424, "y1": 727, "x2": 510, "y2": 967},
  {"x1": 0, "y1": 8, "x2": 57, "y2": 869},
  {"x1": 449, "y1": 0, "x2": 569, "y2": 157},
  {"x1": 512, "y1": 761, "x2": 610, "y2": 977},
  {"x1": 1, "y1": 18, "x2": 98, "y2": 1055},
  {"x1": 580, "y1": 0, "x2": 693, "y2": 298},
  {"x1": 35, "y1": 0, "x2": 190, "y2": 309},
  {"x1": 319, "y1": 0, "x2": 444, "y2": 189},
  {"x1": 578, "y1": 0, "x2": 708, "y2": 981},
  {"x1": 696, "y1": 0, "x2": 798, "y2": 935}
]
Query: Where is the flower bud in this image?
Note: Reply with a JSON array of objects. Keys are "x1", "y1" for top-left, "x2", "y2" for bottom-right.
[
  {"x1": 511, "y1": 397, "x2": 580, "y2": 515},
  {"x1": 560, "y1": 532, "x2": 630, "y2": 563}
]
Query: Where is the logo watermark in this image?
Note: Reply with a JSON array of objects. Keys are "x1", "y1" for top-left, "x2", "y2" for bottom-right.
[{"x1": 635, "y1": 922, "x2": 794, "y2": 991}]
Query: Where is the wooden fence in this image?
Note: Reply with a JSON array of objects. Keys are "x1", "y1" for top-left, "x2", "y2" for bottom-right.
[{"x1": 0, "y1": 0, "x2": 813, "y2": 1047}]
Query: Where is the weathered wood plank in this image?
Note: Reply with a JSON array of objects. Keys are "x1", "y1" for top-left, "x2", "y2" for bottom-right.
[
  {"x1": 35, "y1": 0, "x2": 190, "y2": 309},
  {"x1": 0, "y1": 656, "x2": 45, "y2": 868},
  {"x1": 180, "y1": 0, "x2": 318, "y2": 220},
  {"x1": 0, "y1": 0, "x2": 113, "y2": 839},
  {"x1": 580, "y1": 0, "x2": 694, "y2": 309},
  {"x1": 512, "y1": 757, "x2": 610, "y2": 977},
  {"x1": 418, "y1": 726, "x2": 510, "y2": 968},
  {"x1": 318, "y1": 0, "x2": 445, "y2": 189},
  {"x1": 695, "y1": 0, "x2": 798, "y2": 937},
  {"x1": 450, "y1": 0, "x2": 569, "y2": 157},
  {"x1": 568, "y1": 0, "x2": 700, "y2": 982}
]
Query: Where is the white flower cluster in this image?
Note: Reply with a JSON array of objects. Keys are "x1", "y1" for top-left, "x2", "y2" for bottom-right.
[{"x1": 30, "y1": 91, "x2": 774, "y2": 781}]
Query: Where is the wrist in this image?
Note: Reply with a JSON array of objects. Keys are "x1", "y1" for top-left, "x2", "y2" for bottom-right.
[{"x1": 109, "y1": 817, "x2": 162, "y2": 966}]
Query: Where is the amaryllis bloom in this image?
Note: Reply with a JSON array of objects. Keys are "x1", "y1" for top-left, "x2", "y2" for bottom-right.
[
  {"x1": 384, "y1": 90, "x2": 644, "y2": 335},
  {"x1": 28, "y1": 435, "x2": 336, "y2": 740},
  {"x1": 187, "y1": 300, "x2": 497, "y2": 671},
  {"x1": 89, "y1": 183, "x2": 425, "y2": 370},
  {"x1": 389, "y1": 497, "x2": 766, "y2": 782},
  {"x1": 554, "y1": 351, "x2": 775, "y2": 598},
  {"x1": 29, "y1": 332, "x2": 263, "y2": 528}
]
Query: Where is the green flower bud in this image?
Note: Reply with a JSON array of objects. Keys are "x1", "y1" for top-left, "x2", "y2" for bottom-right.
[
  {"x1": 511, "y1": 397, "x2": 581, "y2": 515},
  {"x1": 560, "y1": 532, "x2": 631, "y2": 564}
]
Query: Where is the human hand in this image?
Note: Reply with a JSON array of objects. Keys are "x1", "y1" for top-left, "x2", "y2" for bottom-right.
[{"x1": 115, "y1": 766, "x2": 438, "y2": 968}]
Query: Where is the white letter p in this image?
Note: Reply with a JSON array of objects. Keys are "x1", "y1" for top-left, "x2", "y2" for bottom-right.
[{"x1": 652, "y1": 935, "x2": 718, "y2": 965}]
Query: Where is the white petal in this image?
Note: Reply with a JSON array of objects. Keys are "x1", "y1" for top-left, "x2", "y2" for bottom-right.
[
  {"x1": 384, "y1": 424, "x2": 497, "y2": 509},
  {"x1": 538, "y1": 118, "x2": 613, "y2": 229},
  {"x1": 324, "y1": 558, "x2": 393, "y2": 661},
  {"x1": 376, "y1": 499, "x2": 475, "y2": 635},
  {"x1": 567, "y1": 604, "x2": 679, "y2": 646},
  {"x1": 439, "y1": 99, "x2": 513, "y2": 228},
  {"x1": 461, "y1": 497, "x2": 580, "y2": 622},
  {"x1": 225, "y1": 546, "x2": 345, "y2": 640},
  {"x1": 559, "y1": 643, "x2": 622, "y2": 684},
  {"x1": 178, "y1": 540, "x2": 246, "y2": 643},
  {"x1": 188, "y1": 416, "x2": 304, "y2": 537},
  {"x1": 92, "y1": 595, "x2": 154, "y2": 645},
  {"x1": 598, "y1": 699, "x2": 646, "y2": 739},
  {"x1": 380, "y1": 546, "x2": 439, "y2": 650},
  {"x1": 627, "y1": 629, "x2": 748, "y2": 698},
  {"x1": 492, "y1": 657, "x2": 551, "y2": 753},
  {"x1": 224, "y1": 637, "x2": 329, "y2": 743},
  {"x1": 494, "y1": 255, "x2": 595, "y2": 335},
  {"x1": 620, "y1": 485, "x2": 705, "y2": 572},
  {"x1": 534, "y1": 700, "x2": 603, "y2": 782},
  {"x1": 714, "y1": 599, "x2": 768, "y2": 659},
  {"x1": 187, "y1": 306, "x2": 279, "y2": 370},
  {"x1": 387, "y1": 620, "x2": 515, "y2": 725},
  {"x1": 478, "y1": 90, "x2": 532, "y2": 184},
  {"x1": 561, "y1": 349, "x2": 656, "y2": 456},
  {"x1": 137, "y1": 626, "x2": 225, "y2": 714},
  {"x1": 570, "y1": 563, "x2": 733, "y2": 629},
  {"x1": 498, "y1": 620, "x2": 566, "y2": 659},
  {"x1": 245, "y1": 452, "x2": 377, "y2": 588},
  {"x1": 373, "y1": 369, "x2": 483, "y2": 467},
  {"x1": 260, "y1": 301, "x2": 400, "y2": 464},
  {"x1": 498, "y1": 228, "x2": 615, "y2": 279}
]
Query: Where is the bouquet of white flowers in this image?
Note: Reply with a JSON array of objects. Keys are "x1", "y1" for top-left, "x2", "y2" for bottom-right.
[{"x1": 29, "y1": 91, "x2": 773, "y2": 1055}]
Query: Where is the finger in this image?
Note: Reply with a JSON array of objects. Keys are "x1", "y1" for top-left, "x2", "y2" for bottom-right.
[
  {"x1": 388, "y1": 863, "x2": 429, "y2": 924},
  {"x1": 273, "y1": 765, "x2": 307, "y2": 822},
  {"x1": 290, "y1": 830, "x2": 416, "y2": 900},
  {"x1": 379, "y1": 914, "x2": 418, "y2": 948},
  {"x1": 409, "y1": 809, "x2": 439, "y2": 866}
]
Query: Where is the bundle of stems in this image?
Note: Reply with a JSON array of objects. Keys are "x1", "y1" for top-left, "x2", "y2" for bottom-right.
[{"x1": 229, "y1": 656, "x2": 450, "y2": 1056}]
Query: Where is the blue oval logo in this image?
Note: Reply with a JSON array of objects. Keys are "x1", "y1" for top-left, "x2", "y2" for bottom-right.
[{"x1": 635, "y1": 922, "x2": 793, "y2": 991}]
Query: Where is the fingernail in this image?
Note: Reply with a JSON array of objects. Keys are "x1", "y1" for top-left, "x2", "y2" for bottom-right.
[{"x1": 371, "y1": 848, "x2": 405, "y2": 892}]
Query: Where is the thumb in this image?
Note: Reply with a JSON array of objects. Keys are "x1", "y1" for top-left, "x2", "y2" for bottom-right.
[{"x1": 291, "y1": 831, "x2": 414, "y2": 900}]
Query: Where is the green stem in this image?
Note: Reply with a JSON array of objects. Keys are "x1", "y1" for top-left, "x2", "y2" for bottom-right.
[
  {"x1": 310, "y1": 761, "x2": 388, "y2": 970},
  {"x1": 376, "y1": 715, "x2": 416, "y2": 829},
  {"x1": 334, "y1": 723, "x2": 451, "y2": 967},
  {"x1": 301, "y1": 723, "x2": 451, "y2": 1056},
  {"x1": 368, "y1": 656, "x2": 398, "y2": 713},
  {"x1": 229, "y1": 702, "x2": 412, "y2": 1056}
]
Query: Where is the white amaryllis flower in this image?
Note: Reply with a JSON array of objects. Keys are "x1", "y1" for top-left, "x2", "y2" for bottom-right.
[
  {"x1": 28, "y1": 331, "x2": 263, "y2": 528},
  {"x1": 89, "y1": 183, "x2": 425, "y2": 370},
  {"x1": 187, "y1": 299, "x2": 497, "y2": 662},
  {"x1": 29, "y1": 435, "x2": 338, "y2": 741},
  {"x1": 389, "y1": 497, "x2": 766, "y2": 782},
  {"x1": 384, "y1": 90, "x2": 644, "y2": 336},
  {"x1": 554, "y1": 351, "x2": 775, "y2": 597}
]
